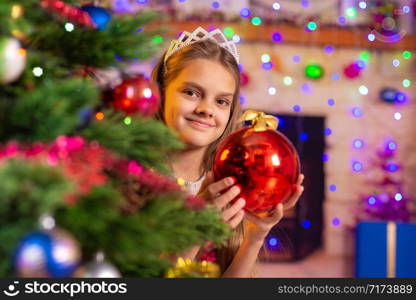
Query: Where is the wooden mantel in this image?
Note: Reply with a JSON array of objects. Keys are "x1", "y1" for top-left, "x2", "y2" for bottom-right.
[{"x1": 154, "y1": 21, "x2": 416, "y2": 50}]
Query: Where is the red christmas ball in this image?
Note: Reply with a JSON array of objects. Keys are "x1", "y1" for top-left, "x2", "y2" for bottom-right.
[
  {"x1": 112, "y1": 75, "x2": 160, "y2": 116},
  {"x1": 213, "y1": 126, "x2": 300, "y2": 213},
  {"x1": 240, "y1": 71, "x2": 250, "y2": 87}
]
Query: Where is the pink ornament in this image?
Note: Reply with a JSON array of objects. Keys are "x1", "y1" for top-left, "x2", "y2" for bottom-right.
[{"x1": 343, "y1": 62, "x2": 362, "y2": 79}]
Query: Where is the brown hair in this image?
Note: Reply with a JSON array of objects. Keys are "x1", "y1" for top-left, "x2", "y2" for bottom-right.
[{"x1": 151, "y1": 38, "x2": 249, "y2": 275}]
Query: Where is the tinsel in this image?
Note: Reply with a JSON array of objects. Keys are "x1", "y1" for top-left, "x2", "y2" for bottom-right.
[
  {"x1": 40, "y1": 0, "x2": 96, "y2": 29},
  {"x1": 117, "y1": 160, "x2": 207, "y2": 214},
  {"x1": 165, "y1": 258, "x2": 220, "y2": 278},
  {"x1": 0, "y1": 136, "x2": 112, "y2": 204},
  {"x1": 0, "y1": 135, "x2": 206, "y2": 210}
]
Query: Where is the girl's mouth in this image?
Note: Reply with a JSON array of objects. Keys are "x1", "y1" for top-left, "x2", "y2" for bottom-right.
[{"x1": 185, "y1": 118, "x2": 214, "y2": 128}]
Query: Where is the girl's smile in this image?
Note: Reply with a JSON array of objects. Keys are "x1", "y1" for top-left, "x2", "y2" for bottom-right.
[{"x1": 185, "y1": 117, "x2": 215, "y2": 129}]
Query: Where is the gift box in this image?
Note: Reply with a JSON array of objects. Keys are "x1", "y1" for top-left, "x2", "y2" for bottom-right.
[{"x1": 355, "y1": 221, "x2": 416, "y2": 278}]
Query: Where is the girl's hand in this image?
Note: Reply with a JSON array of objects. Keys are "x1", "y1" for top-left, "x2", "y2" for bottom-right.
[
  {"x1": 243, "y1": 174, "x2": 305, "y2": 244},
  {"x1": 198, "y1": 171, "x2": 245, "y2": 229}
]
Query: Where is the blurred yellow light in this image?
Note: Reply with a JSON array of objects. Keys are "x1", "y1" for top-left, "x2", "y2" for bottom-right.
[
  {"x1": 11, "y1": 5, "x2": 23, "y2": 19},
  {"x1": 220, "y1": 149, "x2": 229, "y2": 161}
]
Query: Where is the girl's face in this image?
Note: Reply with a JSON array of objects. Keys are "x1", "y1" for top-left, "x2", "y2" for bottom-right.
[{"x1": 164, "y1": 58, "x2": 236, "y2": 148}]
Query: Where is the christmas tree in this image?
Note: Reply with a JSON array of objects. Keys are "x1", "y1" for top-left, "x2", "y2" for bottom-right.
[
  {"x1": 0, "y1": 0, "x2": 230, "y2": 278},
  {"x1": 357, "y1": 140, "x2": 412, "y2": 223}
]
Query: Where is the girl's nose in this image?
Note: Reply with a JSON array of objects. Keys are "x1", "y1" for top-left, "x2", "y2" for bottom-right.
[{"x1": 195, "y1": 100, "x2": 214, "y2": 117}]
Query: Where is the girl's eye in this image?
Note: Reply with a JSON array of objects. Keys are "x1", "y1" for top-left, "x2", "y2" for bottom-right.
[
  {"x1": 183, "y1": 89, "x2": 198, "y2": 97},
  {"x1": 217, "y1": 99, "x2": 230, "y2": 106}
]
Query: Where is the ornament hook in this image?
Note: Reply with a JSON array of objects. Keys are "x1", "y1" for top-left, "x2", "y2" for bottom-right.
[{"x1": 238, "y1": 109, "x2": 279, "y2": 131}]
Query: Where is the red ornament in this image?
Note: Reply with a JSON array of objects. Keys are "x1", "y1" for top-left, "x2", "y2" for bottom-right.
[
  {"x1": 240, "y1": 71, "x2": 250, "y2": 87},
  {"x1": 213, "y1": 111, "x2": 300, "y2": 213},
  {"x1": 112, "y1": 75, "x2": 160, "y2": 117}
]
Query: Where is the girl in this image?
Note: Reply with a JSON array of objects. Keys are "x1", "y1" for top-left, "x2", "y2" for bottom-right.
[{"x1": 151, "y1": 27, "x2": 304, "y2": 277}]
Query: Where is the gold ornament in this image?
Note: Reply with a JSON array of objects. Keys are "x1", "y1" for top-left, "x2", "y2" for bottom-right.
[
  {"x1": 165, "y1": 257, "x2": 220, "y2": 278},
  {"x1": 238, "y1": 109, "x2": 279, "y2": 132},
  {"x1": 11, "y1": 5, "x2": 24, "y2": 19}
]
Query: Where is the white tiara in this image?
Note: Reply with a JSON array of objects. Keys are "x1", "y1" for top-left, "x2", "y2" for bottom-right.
[{"x1": 164, "y1": 26, "x2": 240, "y2": 65}]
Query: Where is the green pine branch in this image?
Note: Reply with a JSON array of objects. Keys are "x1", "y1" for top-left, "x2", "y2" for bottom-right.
[
  {"x1": 54, "y1": 186, "x2": 231, "y2": 277},
  {"x1": 82, "y1": 114, "x2": 184, "y2": 174},
  {"x1": 0, "y1": 160, "x2": 73, "y2": 277},
  {"x1": 0, "y1": 78, "x2": 98, "y2": 143},
  {"x1": 0, "y1": 1, "x2": 232, "y2": 279}
]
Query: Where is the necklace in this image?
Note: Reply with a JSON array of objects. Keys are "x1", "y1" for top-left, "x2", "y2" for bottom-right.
[{"x1": 176, "y1": 171, "x2": 206, "y2": 187}]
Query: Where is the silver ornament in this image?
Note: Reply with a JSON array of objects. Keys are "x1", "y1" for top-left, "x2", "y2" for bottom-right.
[
  {"x1": 0, "y1": 37, "x2": 27, "y2": 84},
  {"x1": 80, "y1": 252, "x2": 121, "y2": 278}
]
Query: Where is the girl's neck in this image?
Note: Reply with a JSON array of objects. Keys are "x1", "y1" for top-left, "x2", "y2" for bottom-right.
[{"x1": 171, "y1": 147, "x2": 206, "y2": 182}]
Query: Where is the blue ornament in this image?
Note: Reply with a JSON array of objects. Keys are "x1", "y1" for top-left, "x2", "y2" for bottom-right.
[
  {"x1": 14, "y1": 229, "x2": 81, "y2": 278},
  {"x1": 77, "y1": 107, "x2": 93, "y2": 130},
  {"x1": 379, "y1": 88, "x2": 397, "y2": 103},
  {"x1": 81, "y1": 5, "x2": 111, "y2": 30}
]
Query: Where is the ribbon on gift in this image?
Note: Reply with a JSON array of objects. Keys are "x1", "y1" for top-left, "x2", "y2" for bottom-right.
[
  {"x1": 387, "y1": 221, "x2": 397, "y2": 278},
  {"x1": 238, "y1": 109, "x2": 279, "y2": 132}
]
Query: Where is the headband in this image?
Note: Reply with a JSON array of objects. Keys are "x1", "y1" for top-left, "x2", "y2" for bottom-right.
[{"x1": 164, "y1": 26, "x2": 240, "y2": 65}]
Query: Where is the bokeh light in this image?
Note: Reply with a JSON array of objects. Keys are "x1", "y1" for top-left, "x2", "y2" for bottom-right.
[
  {"x1": 394, "y1": 112, "x2": 402, "y2": 120},
  {"x1": 358, "y1": 85, "x2": 368, "y2": 95},
  {"x1": 272, "y1": 2, "x2": 281, "y2": 10},
  {"x1": 402, "y1": 50, "x2": 412, "y2": 59},
  {"x1": 64, "y1": 23, "x2": 74, "y2": 32},
  {"x1": 352, "y1": 107, "x2": 363, "y2": 118},
  {"x1": 359, "y1": 51, "x2": 370, "y2": 62},
  {"x1": 223, "y1": 27, "x2": 234, "y2": 38},
  {"x1": 359, "y1": 1, "x2": 367, "y2": 9},
  {"x1": 353, "y1": 139, "x2": 364, "y2": 149},
  {"x1": 251, "y1": 17, "x2": 262, "y2": 26},
  {"x1": 368, "y1": 33, "x2": 375, "y2": 41},
  {"x1": 327, "y1": 98, "x2": 335, "y2": 106},
  {"x1": 240, "y1": 8, "x2": 251, "y2": 18},
  {"x1": 345, "y1": 7, "x2": 357, "y2": 18},
  {"x1": 33, "y1": 67, "x2": 43, "y2": 77},
  {"x1": 283, "y1": 76, "x2": 293, "y2": 86},
  {"x1": 332, "y1": 218, "x2": 341, "y2": 226},
  {"x1": 261, "y1": 54, "x2": 271, "y2": 63},
  {"x1": 307, "y1": 21, "x2": 317, "y2": 31},
  {"x1": 268, "y1": 86, "x2": 277, "y2": 95},
  {"x1": 402, "y1": 79, "x2": 411, "y2": 88},
  {"x1": 272, "y1": 32, "x2": 282, "y2": 42},
  {"x1": 352, "y1": 161, "x2": 363, "y2": 172}
]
